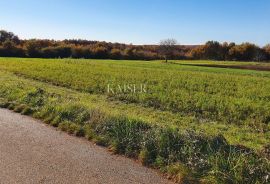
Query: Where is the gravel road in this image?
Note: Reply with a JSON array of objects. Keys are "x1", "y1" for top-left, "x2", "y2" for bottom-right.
[{"x1": 0, "y1": 108, "x2": 173, "y2": 184}]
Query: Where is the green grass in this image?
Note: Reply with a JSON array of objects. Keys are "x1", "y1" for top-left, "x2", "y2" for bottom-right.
[
  {"x1": 0, "y1": 58, "x2": 269, "y2": 183},
  {"x1": 0, "y1": 58, "x2": 269, "y2": 149},
  {"x1": 0, "y1": 58, "x2": 270, "y2": 128}
]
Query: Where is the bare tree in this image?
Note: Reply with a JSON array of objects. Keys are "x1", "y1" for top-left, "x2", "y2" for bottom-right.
[{"x1": 159, "y1": 39, "x2": 177, "y2": 63}]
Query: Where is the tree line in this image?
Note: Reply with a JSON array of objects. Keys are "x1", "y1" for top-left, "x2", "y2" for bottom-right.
[
  {"x1": 189, "y1": 41, "x2": 270, "y2": 61},
  {"x1": 0, "y1": 30, "x2": 269, "y2": 61}
]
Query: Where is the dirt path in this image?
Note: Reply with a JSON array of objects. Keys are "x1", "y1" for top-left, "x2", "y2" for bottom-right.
[
  {"x1": 181, "y1": 63, "x2": 270, "y2": 71},
  {"x1": 0, "y1": 108, "x2": 173, "y2": 184}
]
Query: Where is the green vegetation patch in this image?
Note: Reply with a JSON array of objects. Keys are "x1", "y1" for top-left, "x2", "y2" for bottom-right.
[
  {"x1": 0, "y1": 58, "x2": 270, "y2": 130},
  {"x1": 0, "y1": 69, "x2": 269, "y2": 183}
]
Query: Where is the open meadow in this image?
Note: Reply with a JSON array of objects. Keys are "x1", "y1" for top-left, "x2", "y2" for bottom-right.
[{"x1": 0, "y1": 58, "x2": 269, "y2": 183}]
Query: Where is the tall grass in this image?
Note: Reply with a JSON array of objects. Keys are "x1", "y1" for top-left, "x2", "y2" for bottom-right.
[
  {"x1": 0, "y1": 79, "x2": 269, "y2": 183},
  {"x1": 0, "y1": 58, "x2": 269, "y2": 183},
  {"x1": 0, "y1": 58, "x2": 269, "y2": 130}
]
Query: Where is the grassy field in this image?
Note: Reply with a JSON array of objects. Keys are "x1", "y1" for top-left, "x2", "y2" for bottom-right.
[{"x1": 0, "y1": 58, "x2": 269, "y2": 183}]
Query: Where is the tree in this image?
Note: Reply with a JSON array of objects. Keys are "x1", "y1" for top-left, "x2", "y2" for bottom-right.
[
  {"x1": 263, "y1": 44, "x2": 270, "y2": 61},
  {"x1": 228, "y1": 43, "x2": 260, "y2": 61},
  {"x1": 189, "y1": 41, "x2": 224, "y2": 60},
  {"x1": 204, "y1": 41, "x2": 224, "y2": 60},
  {"x1": 110, "y1": 48, "x2": 122, "y2": 59},
  {"x1": 2, "y1": 40, "x2": 15, "y2": 50},
  {"x1": 188, "y1": 45, "x2": 204, "y2": 59},
  {"x1": 0, "y1": 40, "x2": 24, "y2": 57},
  {"x1": 1, "y1": 30, "x2": 269, "y2": 61},
  {"x1": 24, "y1": 40, "x2": 42, "y2": 57},
  {"x1": 159, "y1": 39, "x2": 177, "y2": 62},
  {"x1": 42, "y1": 46, "x2": 72, "y2": 58},
  {"x1": 90, "y1": 46, "x2": 108, "y2": 59},
  {"x1": 0, "y1": 30, "x2": 20, "y2": 45}
]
